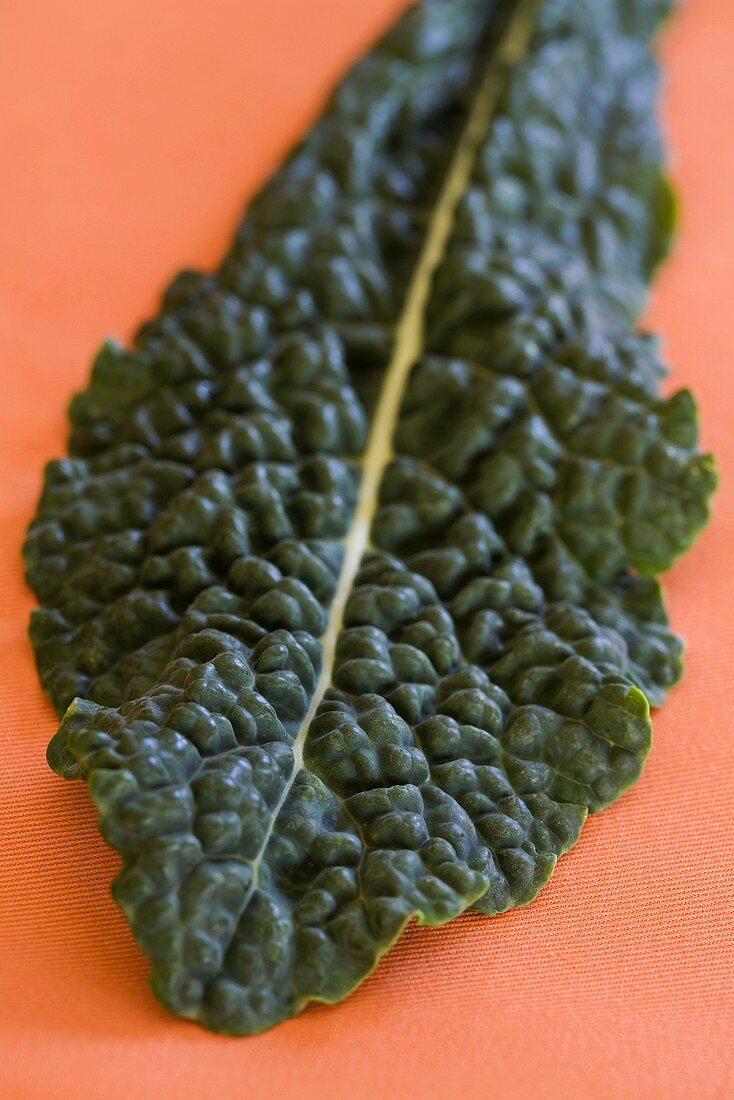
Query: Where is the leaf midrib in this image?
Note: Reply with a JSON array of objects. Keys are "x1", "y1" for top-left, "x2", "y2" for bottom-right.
[{"x1": 246, "y1": 0, "x2": 543, "y2": 897}]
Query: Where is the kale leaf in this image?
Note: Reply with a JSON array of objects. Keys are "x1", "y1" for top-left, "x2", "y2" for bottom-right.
[{"x1": 25, "y1": 0, "x2": 715, "y2": 1035}]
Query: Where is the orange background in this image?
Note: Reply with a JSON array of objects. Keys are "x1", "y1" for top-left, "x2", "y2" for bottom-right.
[{"x1": 1, "y1": 2, "x2": 732, "y2": 1097}]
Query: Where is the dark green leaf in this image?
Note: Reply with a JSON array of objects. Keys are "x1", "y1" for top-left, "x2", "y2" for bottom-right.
[{"x1": 25, "y1": 0, "x2": 715, "y2": 1035}]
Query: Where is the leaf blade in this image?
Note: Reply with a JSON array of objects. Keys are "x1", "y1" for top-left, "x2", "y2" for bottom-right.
[{"x1": 25, "y1": 0, "x2": 715, "y2": 1036}]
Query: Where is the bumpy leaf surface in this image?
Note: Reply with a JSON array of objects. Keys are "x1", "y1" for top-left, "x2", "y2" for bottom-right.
[{"x1": 25, "y1": 0, "x2": 715, "y2": 1035}]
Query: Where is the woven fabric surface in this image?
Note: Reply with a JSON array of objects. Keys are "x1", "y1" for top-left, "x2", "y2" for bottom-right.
[{"x1": 0, "y1": 1, "x2": 732, "y2": 1097}]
